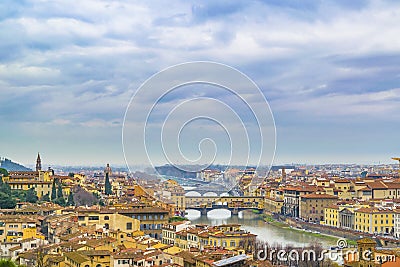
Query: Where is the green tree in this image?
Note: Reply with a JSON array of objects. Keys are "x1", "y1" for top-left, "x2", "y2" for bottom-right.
[
  {"x1": 0, "y1": 168, "x2": 9, "y2": 177},
  {"x1": 41, "y1": 193, "x2": 50, "y2": 202},
  {"x1": 57, "y1": 180, "x2": 63, "y2": 199},
  {"x1": 11, "y1": 190, "x2": 25, "y2": 201},
  {"x1": 54, "y1": 197, "x2": 66, "y2": 207},
  {"x1": 50, "y1": 179, "x2": 57, "y2": 201},
  {"x1": 25, "y1": 188, "x2": 38, "y2": 203},
  {"x1": 0, "y1": 180, "x2": 11, "y2": 195},
  {"x1": 0, "y1": 192, "x2": 16, "y2": 209},
  {"x1": 105, "y1": 172, "x2": 112, "y2": 195},
  {"x1": 67, "y1": 192, "x2": 75, "y2": 206},
  {"x1": 0, "y1": 259, "x2": 19, "y2": 267},
  {"x1": 68, "y1": 172, "x2": 74, "y2": 177}
]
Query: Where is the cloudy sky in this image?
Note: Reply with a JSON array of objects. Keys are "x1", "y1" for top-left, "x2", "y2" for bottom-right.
[{"x1": 1, "y1": 0, "x2": 399, "y2": 167}]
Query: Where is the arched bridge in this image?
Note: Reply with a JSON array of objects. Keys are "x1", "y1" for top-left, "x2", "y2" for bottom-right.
[{"x1": 185, "y1": 196, "x2": 264, "y2": 215}]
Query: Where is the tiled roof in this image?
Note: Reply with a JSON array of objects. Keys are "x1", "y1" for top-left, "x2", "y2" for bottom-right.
[{"x1": 301, "y1": 193, "x2": 338, "y2": 199}]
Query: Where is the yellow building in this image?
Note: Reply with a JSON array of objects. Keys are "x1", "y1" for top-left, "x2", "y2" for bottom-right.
[
  {"x1": 65, "y1": 250, "x2": 110, "y2": 267},
  {"x1": 312, "y1": 177, "x2": 330, "y2": 187},
  {"x1": 355, "y1": 207, "x2": 394, "y2": 235},
  {"x1": 76, "y1": 208, "x2": 140, "y2": 234},
  {"x1": 299, "y1": 193, "x2": 338, "y2": 223},
  {"x1": 46, "y1": 255, "x2": 65, "y2": 267},
  {"x1": 207, "y1": 225, "x2": 256, "y2": 252},
  {"x1": 8, "y1": 181, "x2": 52, "y2": 198},
  {"x1": 162, "y1": 220, "x2": 191, "y2": 245},
  {"x1": 264, "y1": 197, "x2": 284, "y2": 214},
  {"x1": 323, "y1": 204, "x2": 370, "y2": 230},
  {"x1": 175, "y1": 230, "x2": 189, "y2": 249},
  {"x1": 323, "y1": 205, "x2": 339, "y2": 227},
  {"x1": 0, "y1": 215, "x2": 45, "y2": 242}
]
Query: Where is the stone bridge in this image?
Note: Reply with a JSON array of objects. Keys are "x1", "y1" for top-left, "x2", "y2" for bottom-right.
[{"x1": 185, "y1": 196, "x2": 264, "y2": 215}]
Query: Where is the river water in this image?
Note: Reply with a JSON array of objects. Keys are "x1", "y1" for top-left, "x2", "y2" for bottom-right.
[{"x1": 185, "y1": 209, "x2": 337, "y2": 248}]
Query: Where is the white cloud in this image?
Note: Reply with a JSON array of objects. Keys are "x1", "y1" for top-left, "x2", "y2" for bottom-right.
[{"x1": 1, "y1": 0, "x2": 400, "y2": 164}]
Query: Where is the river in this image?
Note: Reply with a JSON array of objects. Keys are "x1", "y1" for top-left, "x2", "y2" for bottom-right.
[{"x1": 185, "y1": 209, "x2": 338, "y2": 248}]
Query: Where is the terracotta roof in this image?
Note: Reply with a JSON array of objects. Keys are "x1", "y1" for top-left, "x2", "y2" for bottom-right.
[
  {"x1": 65, "y1": 252, "x2": 89, "y2": 264},
  {"x1": 385, "y1": 183, "x2": 400, "y2": 189},
  {"x1": 334, "y1": 179, "x2": 350, "y2": 183},
  {"x1": 301, "y1": 193, "x2": 338, "y2": 199},
  {"x1": 356, "y1": 207, "x2": 394, "y2": 214},
  {"x1": 365, "y1": 181, "x2": 387, "y2": 190}
]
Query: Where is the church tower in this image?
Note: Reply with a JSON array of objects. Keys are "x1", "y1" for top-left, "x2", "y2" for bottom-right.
[
  {"x1": 36, "y1": 153, "x2": 42, "y2": 171},
  {"x1": 104, "y1": 163, "x2": 112, "y2": 176}
]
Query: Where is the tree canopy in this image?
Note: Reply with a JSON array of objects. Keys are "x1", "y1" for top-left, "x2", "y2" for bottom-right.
[
  {"x1": 0, "y1": 192, "x2": 16, "y2": 209},
  {"x1": 41, "y1": 193, "x2": 50, "y2": 202},
  {"x1": 0, "y1": 259, "x2": 20, "y2": 267},
  {"x1": 0, "y1": 175, "x2": 15, "y2": 209},
  {"x1": 25, "y1": 188, "x2": 38, "y2": 203},
  {"x1": 57, "y1": 180, "x2": 63, "y2": 199},
  {"x1": 51, "y1": 179, "x2": 57, "y2": 200},
  {"x1": 0, "y1": 168, "x2": 9, "y2": 177},
  {"x1": 67, "y1": 192, "x2": 75, "y2": 206}
]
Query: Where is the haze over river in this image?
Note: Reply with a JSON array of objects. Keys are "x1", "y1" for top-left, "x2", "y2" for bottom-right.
[{"x1": 185, "y1": 209, "x2": 338, "y2": 248}]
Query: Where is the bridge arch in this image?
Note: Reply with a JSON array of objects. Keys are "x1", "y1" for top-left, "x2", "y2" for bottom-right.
[
  {"x1": 185, "y1": 191, "x2": 201, "y2": 196},
  {"x1": 203, "y1": 192, "x2": 218, "y2": 197},
  {"x1": 184, "y1": 209, "x2": 201, "y2": 219},
  {"x1": 207, "y1": 208, "x2": 231, "y2": 218}
]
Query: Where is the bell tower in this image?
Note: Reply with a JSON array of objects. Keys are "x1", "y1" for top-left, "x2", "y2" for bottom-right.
[
  {"x1": 104, "y1": 163, "x2": 112, "y2": 176},
  {"x1": 36, "y1": 153, "x2": 42, "y2": 171}
]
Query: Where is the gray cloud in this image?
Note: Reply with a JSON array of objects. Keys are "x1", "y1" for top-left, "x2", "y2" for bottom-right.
[{"x1": 0, "y1": 0, "x2": 399, "y2": 165}]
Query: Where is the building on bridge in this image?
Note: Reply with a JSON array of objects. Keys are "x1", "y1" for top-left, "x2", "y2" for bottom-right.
[{"x1": 184, "y1": 196, "x2": 264, "y2": 216}]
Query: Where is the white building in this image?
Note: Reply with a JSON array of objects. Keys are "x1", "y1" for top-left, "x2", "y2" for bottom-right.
[{"x1": 161, "y1": 220, "x2": 191, "y2": 245}]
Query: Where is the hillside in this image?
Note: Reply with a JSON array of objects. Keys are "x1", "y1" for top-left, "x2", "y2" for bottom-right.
[{"x1": 0, "y1": 158, "x2": 31, "y2": 171}]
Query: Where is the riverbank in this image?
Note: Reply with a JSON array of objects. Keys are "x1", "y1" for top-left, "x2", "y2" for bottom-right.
[
  {"x1": 262, "y1": 214, "x2": 356, "y2": 246},
  {"x1": 187, "y1": 209, "x2": 336, "y2": 247}
]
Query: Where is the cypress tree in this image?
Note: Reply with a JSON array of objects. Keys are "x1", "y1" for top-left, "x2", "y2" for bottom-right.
[
  {"x1": 41, "y1": 193, "x2": 50, "y2": 202},
  {"x1": 67, "y1": 192, "x2": 75, "y2": 206},
  {"x1": 57, "y1": 180, "x2": 63, "y2": 199},
  {"x1": 51, "y1": 179, "x2": 57, "y2": 200}
]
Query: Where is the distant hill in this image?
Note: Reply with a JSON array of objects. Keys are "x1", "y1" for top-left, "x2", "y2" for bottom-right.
[
  {"x1": 0, "y1": 158, "x2": 31, "y2": 171},
  {"x1": 155, "y1": 165, "x2": 197, "y2": 178}
]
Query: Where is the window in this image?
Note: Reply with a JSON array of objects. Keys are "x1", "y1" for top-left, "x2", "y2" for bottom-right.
[
  {"x1": 88, "y1": 216, "x2": 99, "y2": 221},
  {"x1": 126, "y1": 222, "x2": 132, "y2": 230},
  {"x1": 104, "y1": 216, "x2": 109, "y2": 220}
]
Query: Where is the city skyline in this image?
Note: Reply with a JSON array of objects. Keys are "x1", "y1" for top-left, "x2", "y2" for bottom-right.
[{"x1": 1, "y1": 0, "x2": 400, "y2": 166}]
